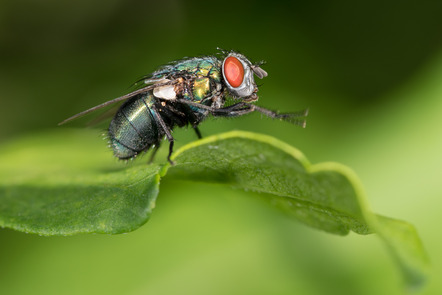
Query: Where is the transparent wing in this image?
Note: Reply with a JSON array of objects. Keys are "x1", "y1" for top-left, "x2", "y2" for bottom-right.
[
  {"x1": 130, "y1": 75, "x2": 170, "y2": 91},
  {"x1": 58, "y1": 79, "x2": 174, "y2": 125},
  {"x1": 84, "y1": 103, "x2": 123, "y2": 127}
]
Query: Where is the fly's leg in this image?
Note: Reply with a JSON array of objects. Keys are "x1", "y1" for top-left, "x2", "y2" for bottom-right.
[
  {"x1": 177, "y1": 99, "x2": 308, "y2": 127},
  {"x1": 151, "y1": 105, "x2": 175, "y2": 165},
  {"x1": 248, "y1": 105, "x2": 308, "y2": 128},
  {"x1": 177, "y1": 100, "x2": 254, "y2": 117},
  {"x1": 214, "y1": 106, "x2": 255, "y2": 117},
  {"x1": 148, "y1": 144, "x2": 161, "y2": 164},
  {"x1": 214, "y1": 102, "x2": 307, "y2": 121},
  {"x1": 210, "y1": 102, "x2": 307, "y2": 127},
  {"x1": 193, "y1": 126, "x2": 202, "y2": 139},
  {"x1": 212, "y1": 102, "x2": 255, "y2": 116}
]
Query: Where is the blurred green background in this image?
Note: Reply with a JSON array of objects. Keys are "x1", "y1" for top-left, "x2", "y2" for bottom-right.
[{"x1": 1, "y1": 0, "x2": 441, "y2": 294}]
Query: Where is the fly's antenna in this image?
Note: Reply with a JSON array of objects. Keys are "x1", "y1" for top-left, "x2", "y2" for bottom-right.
[
  {"x1": 251, "y1": 60, "x2": 267, "y2": 79},
  {"x1": 251, "y1": 65, "x2": 268, "y2": 79}
]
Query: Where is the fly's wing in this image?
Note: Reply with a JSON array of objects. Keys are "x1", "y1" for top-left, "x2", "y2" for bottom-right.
[
  {"x1": 84, "y1": 102, "x2": 124, "y2": 127},
  {"x1": 58, "y1": 78, "x2": 175, "y2": 126}
]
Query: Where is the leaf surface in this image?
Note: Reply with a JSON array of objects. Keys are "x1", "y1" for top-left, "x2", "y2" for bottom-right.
[{"x1": 0, "y1": 129, "x2": 429, "y2": 289}]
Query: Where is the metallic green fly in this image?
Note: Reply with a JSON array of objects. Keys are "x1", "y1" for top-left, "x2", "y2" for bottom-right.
[{"x1": 59, "y1": 49, "x2": 308, "y2": 163}]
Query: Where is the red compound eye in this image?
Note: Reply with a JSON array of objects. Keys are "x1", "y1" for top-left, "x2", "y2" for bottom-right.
[{"x1": 224, "y1": 56, "x2": 244, "y2": 88}]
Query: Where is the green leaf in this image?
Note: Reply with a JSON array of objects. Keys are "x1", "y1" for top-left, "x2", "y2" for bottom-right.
[
  {"x1": 167, "y1": 132, "x2": 370, "y2": 236},
  {"x1": 166, "y1": 131, "x2": 430, "y2": 290},
  {"x1": 0, "y1": 129, "x2": 160, "y2": 235},
  {"x1": 0, "y1": 129, "x2": 429, "y2": 289}
]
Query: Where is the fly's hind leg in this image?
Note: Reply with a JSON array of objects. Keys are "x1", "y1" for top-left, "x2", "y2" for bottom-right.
[
  {"x1": 148, "y1": 144, "x2": 161, "y2": 164},
  {"x1": 193, "y1": 126, "x2": 202, "y2": 139},
  {"x1": 151, "y1": 105, "x2": 175, "y2": 165},
  {"x1": 167, "y1": 140, "x2": 175, "y2": 165}
]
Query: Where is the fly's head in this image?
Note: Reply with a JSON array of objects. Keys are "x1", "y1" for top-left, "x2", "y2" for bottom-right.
[{"x1": 221, "y1": 50, "x2": 267, "y2": 102}]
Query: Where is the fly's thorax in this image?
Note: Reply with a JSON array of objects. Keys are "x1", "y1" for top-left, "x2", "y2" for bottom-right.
[
  {"x1": 166, "y1": 57, "x2": 222, "y2": 79},
  {"x1": 152, "y1": 57, "x2": 223, "y2": 104},
  {"x1": 192, "y1": 77, "x2": 211, "y2": 102}
]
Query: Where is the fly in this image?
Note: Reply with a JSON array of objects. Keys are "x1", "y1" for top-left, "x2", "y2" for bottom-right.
[{"x1": 59, "y1": 49, "x2": 308, "y2": 164}]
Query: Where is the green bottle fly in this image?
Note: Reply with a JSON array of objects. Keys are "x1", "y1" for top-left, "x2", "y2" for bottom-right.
[{"x1": 59, "y1": 49, "x2": 308, "y2": 163}]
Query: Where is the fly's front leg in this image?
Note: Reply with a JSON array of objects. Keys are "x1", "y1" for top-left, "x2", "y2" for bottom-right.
[
  {"x1": 218, "y1": 102, "x2": 308, "y2": 126},
  {"x1": 151, "y1": 105, "x2": 175, "y2": 165},
  {"x1": 176, "y1": 99, "x2": 308, "y2": 127},
  {"x1": 207, "y1": 102, "x2": 255, "y2": 117},
  {"x1": 177, "y1": 100, "x2": 254, "y2": 117},
  {"x1": 252, "y1": 105, "x2": 308, "y2": 127},
  {"x1": 214, "y1": 102, "x2": 253, "y2": 116}
]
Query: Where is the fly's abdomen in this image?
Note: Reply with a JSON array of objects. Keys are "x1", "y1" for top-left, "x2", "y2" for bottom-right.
[{"x1": 109, "y1": 93, "x2": 160, "y2": 159}]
